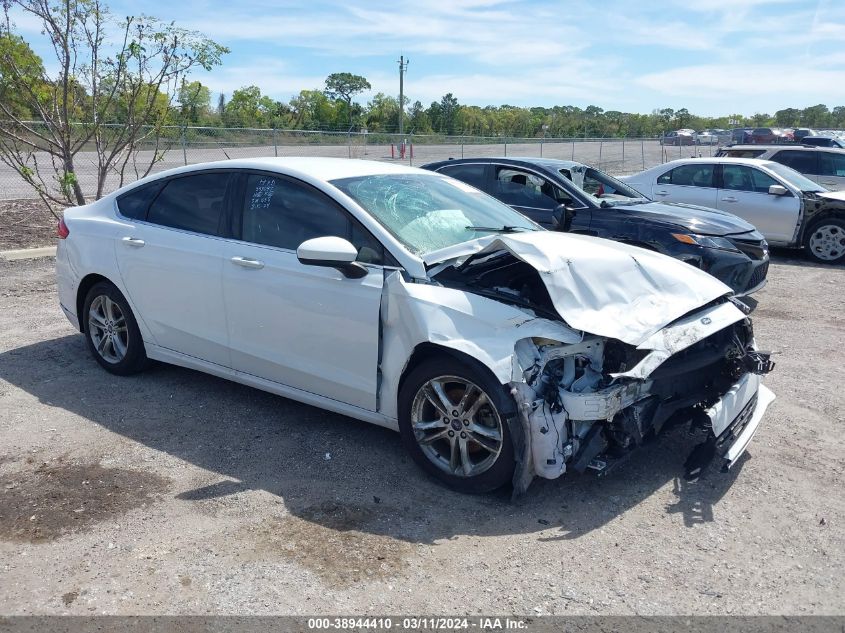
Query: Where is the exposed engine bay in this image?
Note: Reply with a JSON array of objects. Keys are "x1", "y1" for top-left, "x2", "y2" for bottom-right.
[{"x1": 427, "y1": 238, "x2": 775, "y2": 494}]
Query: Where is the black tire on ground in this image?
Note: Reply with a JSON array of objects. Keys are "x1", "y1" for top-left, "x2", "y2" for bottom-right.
[
  {"x1": 398, "y1": 356, "x2": 516, "y2": 494},
  {"x1": 803, "y1": 217, "x2": 845, "y2": 264},
  {"x1": 82, "y1": 281, "x2": 150, "y2": 375}
]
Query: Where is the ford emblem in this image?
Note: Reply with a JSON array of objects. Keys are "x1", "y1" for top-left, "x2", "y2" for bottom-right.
[{"x1": 701, "y1": 317, "x2": 712, "y2": 325}]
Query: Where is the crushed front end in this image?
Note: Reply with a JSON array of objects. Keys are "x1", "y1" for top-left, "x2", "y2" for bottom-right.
[{"x1": 508, "y1": 301, "x2": 775, "y2": 493}]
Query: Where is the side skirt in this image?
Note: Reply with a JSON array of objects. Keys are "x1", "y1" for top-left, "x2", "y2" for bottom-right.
[{"x1": 145, "y1": 343, "x2": 400, "y2": 432}]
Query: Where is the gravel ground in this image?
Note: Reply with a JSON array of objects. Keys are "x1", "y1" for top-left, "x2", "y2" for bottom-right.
[
  {"x1": 0, "y1": 254, "x2": 843, "y2": 615},
  {"x1": 0, "y1": 200, "x2": 60, "y2": 250}
]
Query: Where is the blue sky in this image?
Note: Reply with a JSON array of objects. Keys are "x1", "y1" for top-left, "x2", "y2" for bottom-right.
[{"x1": 11, "y1": 0, "x2": 845, "y2": 115}]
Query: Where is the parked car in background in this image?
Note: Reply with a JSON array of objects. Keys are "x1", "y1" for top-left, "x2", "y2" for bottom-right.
[
  {"x1": 623, "y1": 157, "x2": 845, "y2": 263},
  {"x1": 422, "y1": 157, "x2": 770, "y2": 295},
  {"x1": 716, "y1": 145, "x2": 845, "y2": 190},
  {"x1": 802, "y1": 135, "x2": 845, "y2": 149},
  {"x1": 749, "y1": 128, "x2": 789, "y2": 144},
  {"x1": 661, "y1": 129, "x2": 696, "y2": 146},
  {"x1": 731, "y1": 128, "x2": 753, "y2": 144},
  {"x1": 696, "y1": 129, "x2": 731, "y2": 145},
  {"x1": 56, "y1": 157, "x2": 776, "y2": 492},
  {"x1": 792, "y1": 128, "x2": 816, "y2": 143}
]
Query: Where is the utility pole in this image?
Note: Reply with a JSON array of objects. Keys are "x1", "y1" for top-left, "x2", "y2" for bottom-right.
[{"x1": 398, "y1": 55, "x2": 409, "y2": 136}]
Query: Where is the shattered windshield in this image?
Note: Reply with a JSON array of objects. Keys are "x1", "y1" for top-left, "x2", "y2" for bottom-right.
[
  {"x1": 331, "y1": 173, "x2": 540, "y2": 255},
  {"x1": 560, "y1": 166, "x2": 647, "y2": 206}
]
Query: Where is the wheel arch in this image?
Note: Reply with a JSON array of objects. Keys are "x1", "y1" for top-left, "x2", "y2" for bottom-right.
[
  {"x1": 799, "y1": 209, "x2": 845, "y2": 247},
  {"x1": 75, "y1": 273, "x2": 115, "y2": 333},
  {"x1": 397, "y1": 342, "x2": 509, "y2": 404}
]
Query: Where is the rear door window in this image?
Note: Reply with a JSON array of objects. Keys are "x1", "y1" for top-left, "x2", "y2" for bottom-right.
[
  {"x1": 147, "y1": 173, "x2": 231, "y2": 235},
  {"x1": 656, "y1": 164, "x2": 716, "y2": 187},
  {"x1": 819, "y1": 153, "x2": 845, "y2": 177},
  {"x1": 770, "y1": 150, "x2": 818, "y2": 174}
]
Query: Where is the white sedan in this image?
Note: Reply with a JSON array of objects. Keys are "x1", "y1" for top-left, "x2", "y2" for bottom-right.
[
  {"x1": 623, "y1": 157, "x2": 845, "y2": 263},
  {"x1": 56, "y1": 158, "x2": 775, "y2": 494}
]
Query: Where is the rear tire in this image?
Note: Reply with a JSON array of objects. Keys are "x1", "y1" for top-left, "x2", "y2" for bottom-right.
[
  {"x1": 398, "y1": 356, "x2": 516, "y2": 493},
  {"x1": 804, "y1": 217, "x2": 845, "y2": 264},
  {"x1": 82, "y1": 281, "x2": 149, "y2": 375}
]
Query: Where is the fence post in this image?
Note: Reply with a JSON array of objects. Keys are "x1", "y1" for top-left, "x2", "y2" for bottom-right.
[
  {"x1": 571, "y1": 140, "x2": 575, "y2": 160},
  {"x1": 621, "y1": 138, "x2": 625, "y2": 171},
  {"x1": 641, "y1": 139, "x2": 645, "y2": 170},
  {"x1": 598, "y1": 139, "x2": 603, "y2": 168},
  {"x1": 504, "y1": 140, "x2": 507, "y2": 157},
  {"x1": 273, "y1": 127, "x2": 278, "y2": 157},
  {"x1": 180, "y1": 126, "x2": 188, "y2": 165},
  {"x1": 540, "y1": 138, "x2": 543, "y2": 158}
]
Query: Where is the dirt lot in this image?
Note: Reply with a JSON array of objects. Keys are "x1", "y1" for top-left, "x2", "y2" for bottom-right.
[{"x1": 0, "y1": 255, "x2": 843, "y2": 615}]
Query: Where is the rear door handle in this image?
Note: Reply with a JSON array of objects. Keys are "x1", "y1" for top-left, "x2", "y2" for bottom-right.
[
  {"x1": 121, "y1": 237, "x2": 145, "y2": 247},
  {"x1": 654, "y1": 190, "x2": 669, "y2": 196},
  {"x1": 231, "y1": 256, "x2": 265, "y2": 270},
  {"x1": 721, "y1": 196, "x2": 738, "y2": 203}
]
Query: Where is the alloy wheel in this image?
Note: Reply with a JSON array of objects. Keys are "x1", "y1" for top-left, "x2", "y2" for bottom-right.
[
  {"x1": 410, "y1": 376, "x2": 504, "y2": 478},
  {"x1": 88, "y1": 295, "x2": 129, "y2": 364}
]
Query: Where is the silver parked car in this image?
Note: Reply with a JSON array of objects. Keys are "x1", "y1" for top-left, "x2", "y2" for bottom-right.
[{"x1": 623, "y1": 157, "x2": 845, "y2": 263}]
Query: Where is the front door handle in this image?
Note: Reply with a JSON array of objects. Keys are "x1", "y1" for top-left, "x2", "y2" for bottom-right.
[
  {"x1": 721, "y1": 196, "x2": 738, "y2": 203},
  {"x1": 231, "y1": 256, "x2": 265, "y2": 270},
  {"x1": 121, "y1": 237, "x2": 145, "y2": 247},
  {"x1": 654, "y1": 190, "x2": 669, "y2": 196}
]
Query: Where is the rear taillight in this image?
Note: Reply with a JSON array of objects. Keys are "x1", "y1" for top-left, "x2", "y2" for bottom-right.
[{"x1": 57, "y1": 217, "x2": 69, "y2": 239}]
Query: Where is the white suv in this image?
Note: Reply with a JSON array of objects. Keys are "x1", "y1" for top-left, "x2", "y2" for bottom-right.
[{"x1": 716, "y1": 145, "x2": 845, "y2": 191}]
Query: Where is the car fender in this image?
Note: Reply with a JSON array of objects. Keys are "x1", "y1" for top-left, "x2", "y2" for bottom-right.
[{"x1": 378, "y1": 270, "x2": 582, "y2": 422}]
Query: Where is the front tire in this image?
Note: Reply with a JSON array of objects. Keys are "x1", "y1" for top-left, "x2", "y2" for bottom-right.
[
  {"x1": 804, "y1": 217, "x2": 845, "y2": 264},
  {"x1": 398, "y1": 357, "x2": 516, "y2": 493},
  {"x1": 82, "y1": 281, "x2": 149, "y2": 375}
]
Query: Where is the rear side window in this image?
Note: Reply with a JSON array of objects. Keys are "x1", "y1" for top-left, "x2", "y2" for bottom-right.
[
  {"x1": 147, "y1": 173, "x2": 230, "y2": 235},
  {"x1": 116, "y1": 181, "x2": 165, "y2": 220},
  {"x1": 657, "y1": 164, "x2": 715, "y2": 187},
  {"x1": 437, "y1": 164, "x2": 487, "y2": 190},
  {"x1": 819, "y1": 153, "x2": 845, "y2": 177},
  {"x1": 770, "y1": 150, "x2": 817, "y2": 174}
]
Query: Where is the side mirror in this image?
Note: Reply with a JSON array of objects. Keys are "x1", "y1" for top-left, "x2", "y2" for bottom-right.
[
  {"x1": 296, "y1": 236, "x2": 367, "y2": 279},
  {"x1": 768, "y1": 184, "x2": 789, "y2": 196},
  {"x1": 552, "y1": 204, "x2": 576, "y2": 232}
]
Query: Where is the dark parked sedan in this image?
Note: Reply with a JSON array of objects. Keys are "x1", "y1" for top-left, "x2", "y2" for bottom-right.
[{"x1": 422, "y1": 157, "x2": 770, "y2": 296}]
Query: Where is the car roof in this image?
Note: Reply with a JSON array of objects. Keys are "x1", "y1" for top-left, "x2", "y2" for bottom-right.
[
  {"x1": 129, "y1": 157, "x2": 426, "y2": 187},
  {"x1": 422, "y1": 156, "x2": 587, "y2": 172},
  {"x1": 722, "y1": 144, "x2": 845, "y2": 153},
  {"x1": 652, "y1": 157, "x2": 782, "y2": 169}
]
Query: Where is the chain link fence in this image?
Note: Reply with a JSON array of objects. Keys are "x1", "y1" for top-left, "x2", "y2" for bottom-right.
[{"x1": 0, "y1": 123, "x2": 725, "y2": 201}]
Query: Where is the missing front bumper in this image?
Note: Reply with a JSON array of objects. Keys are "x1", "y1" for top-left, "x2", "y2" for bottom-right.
[{"x1": 706, "y1": 373, "x2": 776, "y2": 470}]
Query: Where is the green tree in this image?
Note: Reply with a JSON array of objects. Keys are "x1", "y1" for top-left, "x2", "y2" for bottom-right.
[
  {"x1": 0, "y1": 33, "x2": 46, "y2": 118},
  {"x1": 177, "y1": 80, "x2": 211, "y2": 123},
  {"x1": 0, "y1": 0, "x2": 228, "y2": 209},
  {"x1": 774, "y1": 107, "x2": 800, "y2": 127},
  {"x1": 324, "y1": 72, "x2": 371, "y2": 129}
]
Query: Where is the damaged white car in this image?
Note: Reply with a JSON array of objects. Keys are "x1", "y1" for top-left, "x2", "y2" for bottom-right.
[{"x1": 56, "y1": 158, "x2": 776, "y2": 494}]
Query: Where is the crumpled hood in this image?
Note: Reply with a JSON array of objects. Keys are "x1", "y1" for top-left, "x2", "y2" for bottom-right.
[
  {"x1": 817, "y1": 189, "x2": 845, "y2": 202},
  {"x1": 435, "y1": 231, "x2": 733, "y2": 346},
  {"x1": 611, "y1": 201, "x2": 758, "y2": 236}
]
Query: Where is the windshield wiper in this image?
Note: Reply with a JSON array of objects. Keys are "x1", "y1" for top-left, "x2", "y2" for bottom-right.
[{"x1": 465, "y1": 225, "x2": 527, "y2": 233}]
